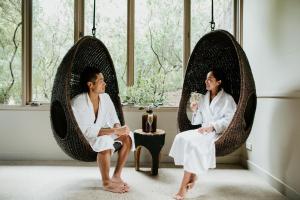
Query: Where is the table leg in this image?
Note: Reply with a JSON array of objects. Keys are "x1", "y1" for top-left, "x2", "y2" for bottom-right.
[
  {"x1": 135, "y1": 146, "x2": 142, "y2": 171},
  {"x1": 150, "y1": 151, "x2": 160, "y2": 176}
]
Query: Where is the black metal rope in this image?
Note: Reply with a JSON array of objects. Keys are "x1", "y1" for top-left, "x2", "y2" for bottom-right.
[
  {"x1": 92, "y1": 0, "x2": 96, "y2": 37},
  {"x1": 210, "y1": 0, "x2": 215, "y2": 31}
]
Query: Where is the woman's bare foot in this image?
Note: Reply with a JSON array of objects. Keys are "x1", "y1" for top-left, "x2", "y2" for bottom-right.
[
  {"x1": 111, "y1": 176, "x2": 129, "y2": 189},
  {"x1": 174, "y1": 186, "x2": 187, "y2": 200},
  {"x1": 173, "y1": 194, "x2": 184, "y2": 200},
  {"x1": 103, "y1": 181, "x2": 128, "y2": 193}
]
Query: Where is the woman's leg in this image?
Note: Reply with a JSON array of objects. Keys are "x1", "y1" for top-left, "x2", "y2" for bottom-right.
[
  {"x1": 174, "y1": 171, "x2": 193, "y2": 199},
  {"x1": 171, "y1": 130, "x2": 201, "y2": 199},
  {"x1": 187, "y1": 173, "x2": 197, "y2": 189}
]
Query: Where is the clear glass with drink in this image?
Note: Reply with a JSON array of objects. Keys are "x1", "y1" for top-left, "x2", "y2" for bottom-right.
[{"x1": 189, "y1": 92, "x2": 202, "y2": 112}]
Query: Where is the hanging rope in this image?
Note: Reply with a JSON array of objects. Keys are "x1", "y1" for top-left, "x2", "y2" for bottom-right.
[
  {"x1": 210, "y1": 0, "x2": 215, "y2": 31},
  {"x1": 92, "y1": 0, "x2": 96, "y2": 37}
]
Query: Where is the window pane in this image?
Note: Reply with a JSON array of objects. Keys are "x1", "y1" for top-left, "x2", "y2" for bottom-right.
[
  {"x1": 0, "y1": 0, "x2": 22, "y2": 105},
  {"x1": 134, "y1": 0, "x2": 183, "y2": 106},
  {"x1": 32, "y1": 0, "x2": 74, "y2": 102},
  {"x1": 85, "y1": 0, "x2": 127, "y2": 98},
  {"x1": 191, "y1": 0, "x2": 234, "y2": 49}
]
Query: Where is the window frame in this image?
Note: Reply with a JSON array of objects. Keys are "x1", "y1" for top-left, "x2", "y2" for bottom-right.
[{"x1": 1, "y1": 0, "x2": 242, "y2": 109}]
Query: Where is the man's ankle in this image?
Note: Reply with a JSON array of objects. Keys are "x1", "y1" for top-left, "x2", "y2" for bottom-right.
[
  {"x1": 102, "y1": 179, "x2": 111, "y2": 186},
  {"x1": 112, "y1": 173, "x2": 121, "y2": 178}
]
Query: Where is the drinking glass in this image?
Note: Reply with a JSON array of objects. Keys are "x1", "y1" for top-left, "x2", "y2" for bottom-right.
[
  {"x1": 190, "y1": 92, "x2": 202, "y2": 104},
  {"x1": 147, "y1": 114, "x2": 154, "y2": 132}
]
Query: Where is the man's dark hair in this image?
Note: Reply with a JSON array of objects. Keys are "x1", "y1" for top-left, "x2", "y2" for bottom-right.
[{"x1": 80, "y1": 67, "x2": 101, "y2": 92}]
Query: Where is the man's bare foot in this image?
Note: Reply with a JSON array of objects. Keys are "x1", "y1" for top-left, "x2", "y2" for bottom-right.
[
  {"x1": 111, "y1": 176, "x2": 129, "y2": 187},
  {"x1": 103, "y1": 181, "x2": 128, "y2": 193}
]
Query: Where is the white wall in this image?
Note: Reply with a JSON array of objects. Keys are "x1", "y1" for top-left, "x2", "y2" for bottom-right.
[
  {"x1": 0, "y1": 109, "x2": 69, "y2": 160},
  {"x1": 243, "y1": 0, "x2": 300, "y2": 199},
  {"x1": 0, "y1": 107, "x2": 240, "y2": 163}
]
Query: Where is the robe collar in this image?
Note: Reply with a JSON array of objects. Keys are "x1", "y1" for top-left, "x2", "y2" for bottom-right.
[
  {"x1": 209, "y1": 89, "x2": 224, "y2": 108},
  {"x1": 204, "y1": 89, "x2": 224, "y2": 115},
  {"x1": 85, "y1": 93, "x2": 102, "y2": 124}
]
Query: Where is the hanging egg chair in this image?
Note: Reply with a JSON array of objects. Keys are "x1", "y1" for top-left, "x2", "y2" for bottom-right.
[
  {"x1": 50, "y1": 36, "x2": 124, "y2": 161},
  {"x1": 50, "y1": 0, "x2": 124, "y2": 161},
  {"x1": 178, "y1": 29, "x2": 256, "y2": 156},
  {"x1": 178, "y1": 0, "x2": 256, "y2": 156}
]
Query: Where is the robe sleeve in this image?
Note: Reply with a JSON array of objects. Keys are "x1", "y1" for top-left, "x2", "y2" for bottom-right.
[
  {"x1": 105, "y1": 93, "x2": 120, "y2": 127},
  {"x1": 71, "y1": 97, "x2": 99, "y2": 140},
  {"x1": 210, "y1": 95, "x2": 237, "y2": 134}
]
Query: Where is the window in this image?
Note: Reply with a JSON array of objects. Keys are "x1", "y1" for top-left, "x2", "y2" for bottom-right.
[
  {"x1": 32, "y1": 0, "x2": 74, "y2": 102},
  {"x1": 0, "y1": 0, "x2": 22, "y2": 105},
  {"x1": 85, "y1": 0, "x2": 127, "y2": 98},
  {"x1": 133, "y1": 0, "x2": 183, "y2": 106},
  {"x1": 191, "y1": 0, "x2": 234, "y2": 49},
  {"x1": 0, "y1": 0, "x2": 238, "y2": 107}
]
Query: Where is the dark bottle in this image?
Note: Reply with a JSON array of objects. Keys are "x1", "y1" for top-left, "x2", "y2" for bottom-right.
[{"x1": 142, "y1": 109, "x2": 157, "y2": 133}]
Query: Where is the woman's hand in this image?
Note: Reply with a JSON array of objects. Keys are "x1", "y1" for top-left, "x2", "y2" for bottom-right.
[
  {"x1": 190, "y1": 102, "x2": 198, "y2": 112},
  {"x1": 197, "y1": 126, "x2": 214, "y2": 134}
]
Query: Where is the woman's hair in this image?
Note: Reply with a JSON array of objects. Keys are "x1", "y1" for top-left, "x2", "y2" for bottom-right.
[
  {"x1": 210, "y1": 67, "x2": 225, "y2": 89},
  {"x1": 80, "y1": 67, "x2": 101, "y2": 92}
]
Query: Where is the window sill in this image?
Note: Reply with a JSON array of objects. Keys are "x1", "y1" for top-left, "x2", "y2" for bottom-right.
[
  {"x1": 0, "y1": 104, "x2": 50, "y2": 111},
  {"x1": 0, "y1": 104, "x2": 179, "y2": 112},
  {"x1": 122, "y1": 105, "x2": 178, "y2": 112}
]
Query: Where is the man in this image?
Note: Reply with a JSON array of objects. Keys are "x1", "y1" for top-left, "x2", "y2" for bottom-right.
[{"x1": 71, "y1": 67, "x2": 135, "y2": 193}]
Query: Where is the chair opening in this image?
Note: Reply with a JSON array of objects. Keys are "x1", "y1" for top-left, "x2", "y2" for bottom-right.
[{"x1": 51, "y1": 100, "x2": 67, "y2": 139}]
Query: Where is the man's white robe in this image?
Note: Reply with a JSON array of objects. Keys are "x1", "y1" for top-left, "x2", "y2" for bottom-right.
[
  {"x1": 169, "y1": 89, "x2": 237, "y2": 174},
  {"x1": 71, "y1": 93, "x2": 135, "y2": 153}
]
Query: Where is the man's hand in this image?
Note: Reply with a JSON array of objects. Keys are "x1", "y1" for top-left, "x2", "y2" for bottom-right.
[
  {"x1": 197, "y1": 126, "x2": 214, "y2": 134},
  {"x1": 190, "y1": 102, "x2": 198, "y2": 112},
  {"x1": 114, "y1": 125, "x2": 130, "y2": 137}
]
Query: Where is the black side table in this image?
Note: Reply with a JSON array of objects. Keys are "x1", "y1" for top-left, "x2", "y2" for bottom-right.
[{"x1": 134, "y1": 129, "x2": 165, "y2": 175}]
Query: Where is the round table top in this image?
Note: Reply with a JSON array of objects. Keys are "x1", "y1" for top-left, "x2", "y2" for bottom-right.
[{"x1": 134, "y1": 129, "x2": 165, "y2": 135}]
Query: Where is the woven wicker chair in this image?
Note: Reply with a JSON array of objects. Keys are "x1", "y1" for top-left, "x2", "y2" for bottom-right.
[
  {"x1": 50, "y1": 36, "x2": 124, "y2": 162},
  {"x1": 178, "y1": 30, "x2": 256, "y2": 156}
]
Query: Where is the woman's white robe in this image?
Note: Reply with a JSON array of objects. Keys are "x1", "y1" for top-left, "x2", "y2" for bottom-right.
[
  {"x1": 71, "y1": 93, "x2": 135, "y2": 153},
  {"x1": 169, "y1": 89, "x2": 236, "y2": 174}
]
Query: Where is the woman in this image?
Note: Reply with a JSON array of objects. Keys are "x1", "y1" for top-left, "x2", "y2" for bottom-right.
[{"x1": 169, "y1": 69, "x2": 237, "y2": 199}]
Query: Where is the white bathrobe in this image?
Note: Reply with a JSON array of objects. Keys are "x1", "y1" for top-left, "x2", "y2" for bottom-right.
[
  {"x1": 71, "y1": 93, "x2": 135, "y2": 153},
  {"x1": 169, "y1": 89, "x2": 237, "y2": 174}
]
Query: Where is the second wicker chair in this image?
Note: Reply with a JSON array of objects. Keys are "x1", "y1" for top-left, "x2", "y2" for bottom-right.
[{"x1": 178, "y1": 30, "x2": 257, "y2": 156}]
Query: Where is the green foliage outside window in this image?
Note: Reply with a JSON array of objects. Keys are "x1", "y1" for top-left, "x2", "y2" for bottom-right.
[
  {"x1": 133, "y1": 0, "x2": 183, "y2": 107},
  {"x1": 0, "y1": 0, "x2": 233, "y2": 106},
  {"x1": 32, "y1": 0, "x2": 73, "y2": 102},
  {"x1": 0, "y1": 0, "x2": 22, "y2": 104}
]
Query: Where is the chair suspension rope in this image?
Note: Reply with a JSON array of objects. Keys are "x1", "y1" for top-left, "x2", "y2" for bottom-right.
[
  {"x1": 92, "y1": 0, "x2": 96, "y2": 37},
  {"x1": 210, "y1": 0, "x2": 215, "y2": 31}
]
